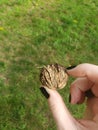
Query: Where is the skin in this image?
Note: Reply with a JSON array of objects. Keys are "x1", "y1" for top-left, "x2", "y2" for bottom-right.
[{"x1": 45, "y1": 63, "x2": 98, "y2": 130}]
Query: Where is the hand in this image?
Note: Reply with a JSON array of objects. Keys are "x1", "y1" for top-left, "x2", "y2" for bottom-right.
[{"x1": 40, "y1": 63, "x2": 98, "y2": 130}]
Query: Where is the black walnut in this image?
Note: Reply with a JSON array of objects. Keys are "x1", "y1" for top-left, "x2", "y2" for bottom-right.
[{"x1": 40, "y1": 64, "x2": 68, "y2": 89}]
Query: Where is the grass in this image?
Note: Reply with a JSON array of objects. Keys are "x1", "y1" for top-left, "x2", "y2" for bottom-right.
[{"x1": 0, "y1": 0, "x2": 98, "y2": 129}]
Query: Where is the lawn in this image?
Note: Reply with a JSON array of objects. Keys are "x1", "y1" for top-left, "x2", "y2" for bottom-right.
[{"x1": 0, "y1": 0, "x2": 98, "y2": 130}]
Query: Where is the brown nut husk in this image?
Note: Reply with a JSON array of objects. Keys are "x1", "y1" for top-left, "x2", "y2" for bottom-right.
[{"x1": 40, "y1": 64, "x2": 68, "y2": 89}]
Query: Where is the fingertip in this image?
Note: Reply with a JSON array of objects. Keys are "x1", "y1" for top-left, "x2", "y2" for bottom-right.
[
  {"x1": 66, "y1": 65, "x2": 77, "y2": 70},
  {"x1": 40, "y1": 87, "x2": 50, "y2": 99},
  {"x1": 69, "y1": 94, "x2": 71, "y2": 103},
  {"x1": 40, "y1": 86, "x2": 60, "y2": 101}
]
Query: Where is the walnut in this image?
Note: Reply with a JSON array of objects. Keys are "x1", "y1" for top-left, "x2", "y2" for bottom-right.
[{"x1": 40, "y1": 64, "x2": 68, "y2": 89}]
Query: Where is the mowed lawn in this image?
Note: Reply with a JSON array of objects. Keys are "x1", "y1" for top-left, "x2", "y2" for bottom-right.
[{"x1": 0, "y1": 0, "x2": 98, "y2": 130}]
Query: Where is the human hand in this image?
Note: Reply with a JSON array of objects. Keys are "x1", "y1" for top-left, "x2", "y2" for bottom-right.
[{"x1": 40, "y1": 63, "x2": 98, "y2": 130}]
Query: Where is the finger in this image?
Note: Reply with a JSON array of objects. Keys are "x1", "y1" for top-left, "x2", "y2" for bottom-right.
[
  {"x1": 77, "y1": 119, "x2": 97, "y2": 129},
  {"x1": 41, "y1": 87, "x2": 78, "y2": 130},
  {"x1": 70, "y1": 77, "x2": 93, "y2": 104},
  {"x1": 84, "y1": 97, "x2": 98, "y2": 120},
  {"x1": 67, "y1": 63, "x2": 98, "y2": 83},
  {"x1": 91, "y1": 83, "x2": 98, "y2": 97}
]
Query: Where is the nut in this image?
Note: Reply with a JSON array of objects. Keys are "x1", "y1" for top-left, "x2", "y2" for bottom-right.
[{"x1": 40, "y1": 64, "x2": 68, "y2": 89}]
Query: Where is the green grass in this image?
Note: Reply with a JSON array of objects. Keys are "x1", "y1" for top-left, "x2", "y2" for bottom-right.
[{"x1": 0, "y1": 0, "x2": 98, "y2": 129}]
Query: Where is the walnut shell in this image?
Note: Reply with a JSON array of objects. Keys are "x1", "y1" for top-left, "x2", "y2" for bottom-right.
[{"x1": 40, "y1": 64, "x2": 68, "y2": 89}]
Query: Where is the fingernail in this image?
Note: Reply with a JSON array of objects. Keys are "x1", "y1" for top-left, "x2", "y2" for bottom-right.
[
  {"x1": 77, "y1": 102, "x2": 80, "y2": 105},
  {"x1": 69, "y1": 94, "x2": 71, "y2": 103},
  {"x1": 85, "y1": 89, "x2": 94, "y2": 98},
  {"x1": 66, "y1": 65, "x2": 77, "y2": 70},
  {"x1": 40, "y1": 87, "x2": 50, "y2": 99}
]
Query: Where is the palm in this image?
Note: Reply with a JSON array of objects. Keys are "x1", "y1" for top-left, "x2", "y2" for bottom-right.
[{"x1": 76, "y1": 97, "x2": 98, "y2": 130}]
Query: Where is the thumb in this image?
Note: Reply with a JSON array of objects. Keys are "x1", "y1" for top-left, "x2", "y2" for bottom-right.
[{"x1": 40, "y1": 87, "x2": 78, "y2": 130}]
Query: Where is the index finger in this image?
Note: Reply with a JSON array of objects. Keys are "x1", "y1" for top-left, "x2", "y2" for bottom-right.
[{"x1": 67, "y1": 63, "x2": 98, "y2": 83}]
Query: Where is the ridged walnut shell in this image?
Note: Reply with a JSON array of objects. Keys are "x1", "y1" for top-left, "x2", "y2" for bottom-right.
[{"x1": 40, "y1": 64, "x2": 68, "y2": 89}]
